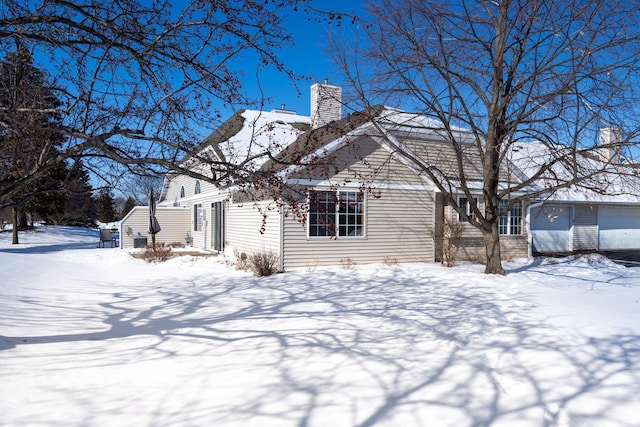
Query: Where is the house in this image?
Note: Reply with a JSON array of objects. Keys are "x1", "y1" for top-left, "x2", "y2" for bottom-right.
[
  {"x1": 121, "y1": 82, "x2": 531, "y2": 268},
  {"x1": 510, "y1": 135, "x2": 640, "y2": 254}
]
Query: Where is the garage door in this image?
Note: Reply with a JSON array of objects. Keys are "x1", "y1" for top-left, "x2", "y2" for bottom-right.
[
  {"x1": 599, "y1": 206, "x2": 640, "y2": 250},
  {"x1": 530, "y1": 205, "x2": 572, "y2": 253}
]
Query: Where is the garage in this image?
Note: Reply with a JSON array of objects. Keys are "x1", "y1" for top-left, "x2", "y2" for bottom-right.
[
  {"x1": 530, "y1": 204, "x2": 572, "y2": 253},
  {"x1": 599, "y1": 206, "x2": 640, "y2": 250}
]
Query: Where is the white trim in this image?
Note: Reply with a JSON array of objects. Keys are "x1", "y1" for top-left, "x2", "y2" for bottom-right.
[
  {"x1": 286, "y1": 178, "x2": 434, "y2": 191},
  {"x1": 306, "y1": 189, "x2": 367, "y2": 240}
]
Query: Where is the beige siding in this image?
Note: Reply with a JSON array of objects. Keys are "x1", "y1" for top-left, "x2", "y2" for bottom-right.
[
  {"x1": 292, "y1": 137, "x2": 425, "y2": 186},
  {"x1": 226, "y1": 200, "x2": 282, "y2": 258},
  {"x1": 282, "y1": 188, "x2": 435, "y2": 269},
  {"x1": 442, "y1": 201, "x2": 529, "y2": 262},
  {"x1": 120, "y1": 207, "x2": 190, "y2": 248}
]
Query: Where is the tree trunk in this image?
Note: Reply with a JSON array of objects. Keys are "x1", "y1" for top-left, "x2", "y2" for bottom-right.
[
  {"x1": 482, "y1": 221, "x2": 505, "y2": 275},
  {"x1": 11, "y1": 206, "x2": 19, "y2": 244}
]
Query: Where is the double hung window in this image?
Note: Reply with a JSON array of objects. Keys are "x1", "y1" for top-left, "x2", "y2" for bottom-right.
[
  {"x1": 498, "y1": 200, "x2": 522, "y2": 235},
  {"x1": 308, "y1": 190, "x2": 364, "y2": 237},
  {"x1": 458, "y1": 197, "x2": 478, "y2": 222}
]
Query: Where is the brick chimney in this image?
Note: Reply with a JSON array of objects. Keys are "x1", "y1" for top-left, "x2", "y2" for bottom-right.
[
  {"x1": 599, "y1": 127, "x2": 622, "y2": 163},
  {"x1": 310, "y1": 80, "x2": 342, "y2": 129}
]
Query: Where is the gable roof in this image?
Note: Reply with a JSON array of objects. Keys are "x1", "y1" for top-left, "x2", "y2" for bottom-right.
[
  {"x1": 199, "y1": 109, "x2": 309, "y2": 167},
  {"x1": 509, "y1": 140, "x2": 640, "y2": 204},
  {"x1": 265, "y1": 106, "x2": 520, "y2": 192}
]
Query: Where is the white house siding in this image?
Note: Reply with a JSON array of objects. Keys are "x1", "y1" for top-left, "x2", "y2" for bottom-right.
[
  {"x1": 225, "y1": 200, "x2": 282, "y2": 259},
  {"x1": 161, "y1": 172, "x2": 218, "y2": 208},
  {"x1": 573, "y1": 205, "x2": 598, "y2": 250},
  {"x1": 120, "y1": 207, "x2": 190, "y2": 248},
  {"x1": 282, "y1": 188, "x2": 435, "y2": 269}
]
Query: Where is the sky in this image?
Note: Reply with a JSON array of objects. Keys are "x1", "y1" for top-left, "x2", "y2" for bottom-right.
[
  {"x1": 1, "y1": 225, "x2": 640, "y2": 426},
  {"x1": 233, "y1": 0, "x2": 366, "y2": 118}
]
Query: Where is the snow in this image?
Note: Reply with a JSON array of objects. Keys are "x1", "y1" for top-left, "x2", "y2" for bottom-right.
[
  {"x1": 220, "y1": 109, "x2": 309, "y2": 168},
  {"x1": 1, "y1": 226, "x2": 640, "y2": 427},
  {"x1": 509, "y1": 141, "x2": 640, "y2": 204}
]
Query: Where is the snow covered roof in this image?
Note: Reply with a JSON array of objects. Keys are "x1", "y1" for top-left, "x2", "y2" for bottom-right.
[
  {"x1": 201, "y1": 109, "x2": 309, "y2": 169},
  {"x1": 509, "y1": 140, "x2": 640, "y2": 204}
]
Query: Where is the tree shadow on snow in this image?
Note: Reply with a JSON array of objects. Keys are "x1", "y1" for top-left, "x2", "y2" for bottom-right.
[
  {"x1": 1, "y1": 266, "x2": 639, "y2": 426},
  {"x1": 0, "y1": 226, "x2": 101, "y2": 254}
]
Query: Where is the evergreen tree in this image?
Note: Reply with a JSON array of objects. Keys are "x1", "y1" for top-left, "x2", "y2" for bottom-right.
[
  {"x1": 0, "y1": 44, "x2": 64, "y2": 243},
  {"x1": 95, "y1": 189, "x2": 116, "y2": 224},
  {"x1": 121, "y1": 196, "x2": 137, "y2": 219},
  {"x1": 59, "y1": 165, "x2": 95, "y2": 227}
]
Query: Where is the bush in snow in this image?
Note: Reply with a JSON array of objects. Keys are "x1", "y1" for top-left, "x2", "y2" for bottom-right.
[{"x1": 248, "y1": 250, "x2": 280, "y2": 277}]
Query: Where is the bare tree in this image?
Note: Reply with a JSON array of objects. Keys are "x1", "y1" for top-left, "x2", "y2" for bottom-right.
[
  {"x1": 0, "y1": 0, "x2": 342, "y2": 209},
  {"x1": 335, "y1": 0, "x2": 640, "y2": 274}
]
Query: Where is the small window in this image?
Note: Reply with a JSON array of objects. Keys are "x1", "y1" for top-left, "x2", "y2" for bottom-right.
[
  {"x1": 458, "y1": 197, "x2": 478, "y2": 222},
  {"x1": 194, "y1": 203, "x2": 202, "y2": 231},
  {"x1": 498, "y1": 200, "x2": 523, "y2": 235},
  {"x1": 180, "y1": 186, "x2": 185, "y2": 198},
  {"x1": 308, "y1": 190, "x2": 364, "y2": 237},
  {"x1": 195, "y1": 181, "x2": 201, "y2": 194}
]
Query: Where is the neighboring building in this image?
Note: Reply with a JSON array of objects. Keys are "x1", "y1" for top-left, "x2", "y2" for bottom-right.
[
  {"x1": 510, "y1": 135, "x2": 640, "y2": 254},
  {"x1": 121, "y1": 82, "x2": 533, "y2": 269}
]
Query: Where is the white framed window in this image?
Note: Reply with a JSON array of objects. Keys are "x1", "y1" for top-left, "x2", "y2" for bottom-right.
[
  {"x1": 498, "y1": 200, "x2": 523, "y2": 235},
  {"x1": 180, "y1": 186, "x2": 185, "y2": 198},
  {"x1": 308, "y1": 190, "x2": 364, "y2": 237},
  {"x1": 458, "y1": 197, "x2": 478, "y2": 222},
  {"x1": 194, "y1": 181, "x2": 201, "y2": 194},
  {"x1": 194, "y1": 203, "x2": 202, "y2": 231}
]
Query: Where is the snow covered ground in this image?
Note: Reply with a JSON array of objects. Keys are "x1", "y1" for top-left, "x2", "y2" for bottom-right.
[{"x1": 1, "y1": 226, "x2": 639, "y2": 427}]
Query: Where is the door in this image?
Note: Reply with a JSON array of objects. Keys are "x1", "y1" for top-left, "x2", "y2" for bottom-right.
[
  {"x1": 599, "y1": 206, "x2": 640, "y2": 250},
  {"x1": 530, "y1": 204, "x2": 572, "y2": 253},
  {"x1": 211, "y1": 201, "x2": 225, "y2": 252}
]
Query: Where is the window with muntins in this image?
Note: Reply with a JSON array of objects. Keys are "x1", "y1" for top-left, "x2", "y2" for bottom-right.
[
  {"x1": 194, "y1": 203, "x2": 202, "y2": 231},
  {"x1": 458, "y1": 197, "x2": 478, "y2": 222},
  {"x1": 498, "y1": 200, "x2": 522, "y2": 235},
  {"x1": 308, "y1": 190, "x2": 364, "y2": 237}
]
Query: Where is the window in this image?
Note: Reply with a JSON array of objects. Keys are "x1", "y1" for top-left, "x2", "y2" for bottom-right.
[
  {"x1": 180, "y1": 186, "x2": 185, "y2": 198},
  {"x1": 194, "y1": 203, "x2": 202, "y2": 231},
  {"x1": 458, "y1": 197, "x2": 478, "y2": 222},
  {"x1": 194, "y1": 181, "x2": 201, "y2": 194},
  {"x1": 308, "y1": 190, "x2": 364, "y2": 237},
  {"x1": 498, "y1": 200, "x2": 522, "y2": 235}
]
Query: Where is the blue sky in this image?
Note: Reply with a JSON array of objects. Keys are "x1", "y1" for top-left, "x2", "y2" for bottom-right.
[{"x1": 233, "y1": 1, "x2": 366, "y2": 118}]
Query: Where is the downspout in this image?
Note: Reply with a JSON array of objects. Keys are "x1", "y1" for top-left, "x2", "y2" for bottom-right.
[
  {"x1": 279, "y1": 204, "x2": 285, "y2": 272},
  {"x1": 526, "y1": 200, "x2": 544, "y2": 258}
]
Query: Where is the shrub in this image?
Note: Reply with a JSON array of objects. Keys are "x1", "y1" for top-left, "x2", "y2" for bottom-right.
[
  {"x1": 340, "y1": 257, "x2": 357, "y2": 270},
  {"x1": 139, "y1": 243, "x2": 172, "y2": 263},
  {"x1": 383, "y1": 255, "x2": 399, "y2": 266},
  {"x1": 248, "y1": 250, "x2": 280, "y2": 277},
  {"x1": 443, "y1": 217, "x2": 465, "y2": 267}
]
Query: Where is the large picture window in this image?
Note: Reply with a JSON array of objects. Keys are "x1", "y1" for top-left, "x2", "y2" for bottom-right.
[
  {"x1": 498, "y1": 200, "x2": 523, "y2": 235},
  {"x1": 308, "y1": 190, "x2": 364, "y2": 237}
]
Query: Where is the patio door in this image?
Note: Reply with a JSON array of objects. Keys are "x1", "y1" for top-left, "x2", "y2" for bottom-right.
[{"x1": 211, "y1": 201, "x2": 225, "y2": 252}]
